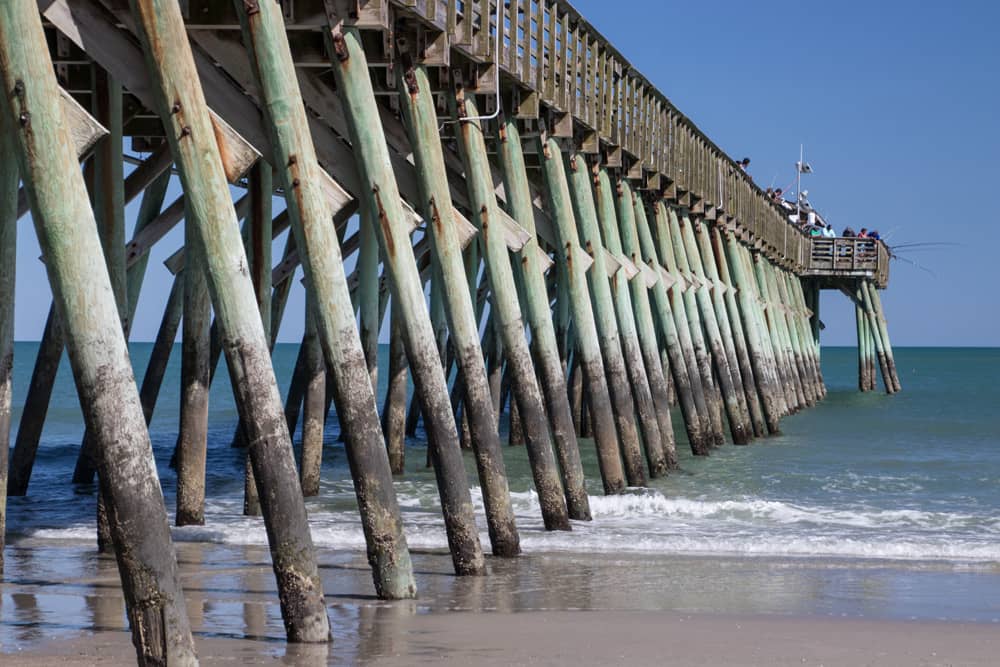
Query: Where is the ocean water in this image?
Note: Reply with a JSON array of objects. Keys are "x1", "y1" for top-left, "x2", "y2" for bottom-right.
[{"x1": 4, "y1": 346, "x2": 999, "y2": 598}]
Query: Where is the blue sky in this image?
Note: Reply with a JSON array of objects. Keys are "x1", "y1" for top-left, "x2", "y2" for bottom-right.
[
  {"x1": 11, "y1": 1, "x2": 999, "y2": 346},
  {"x1": 569, "y1": 0, "x2": 1000, "y2": 346}
]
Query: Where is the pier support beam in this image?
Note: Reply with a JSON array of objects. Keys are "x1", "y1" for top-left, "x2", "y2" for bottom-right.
[
  {"x1": 241, "y1": 162, "x2": 274, "y2": 516},
  {"x1": 752, "y1": 251, "x2": 801, "y2": 413},
  {"x1": 866, "y1": 283, "x2": 902, "y2": 393},
  {"x1": 381, "y1": 307, "x2": 408, "y2": 475},
  {"x1": 761, "y1": 261, "x2": 808, "y2": 407},
  {"x1": 698, "y1": 224, "x2": 766, "y2": 438},
  {"x1": 659, "y1": 207, "x2": 725, "y2": 445},
  {"x1": 721, "y1": 232, "x2": 783, "y2": 432},
  {"x1": 0, "y1": 105, "x2": 16, "y2": 575},
  {"x1": 299, "y1": 294, "x2": 325, "y2": 497},
  {"x1": 451, "y1": 83, "x2": 570, "y2": 530},
  {"x1": 234, "y1": 2, "x2": 418, "y2": 597},
  {"x1": 859, "y1": 280, "x2": 896, "y2": 395},
  {"x1": 636, "y1": 199, "x2": 712, "y2": 455},
  {"x1": 0, "y1": 0, "x2": 196, "y2": 659},
  {"x1": 607, "y1": 181, "x2": 678, "y2": 468},
  {"x1": 678, "y1": 214, "x2": 753, "y2": 444},
  {"x1": 856, "y1": 288, "x2": 869, "y2": 391},
  {"x1": 325, "y1": 24, "x2": 484, "y2": 576},
  {"x1": 130, "y1": 0, "x2": 330, "y2": 639},
  {"x1": 175, "y1": 206, "x2": 211, "y2": 527},
  {"x1": 538, "y1": 137, "x2": 626, "y2": 493},
  {"x1": 565, "y1": 154, "x2": 648, "y2": 486},
  {"x1": 593, "y1": 169, "x2": 668, "y2": 476},
  {"x1": 397, "y1": 62, "x2": 522, "y2": 549},
  {"x1": 496, "y1": 118, "x2": 591, "y2": 519}
]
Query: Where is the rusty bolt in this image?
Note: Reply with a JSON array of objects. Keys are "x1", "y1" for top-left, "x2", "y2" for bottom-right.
[
  {"x1": 331, "y1": 31, "x2": 350, "y2": 63},
  {"x1": 19, "y1": 112, "x2": 30, "y2": 127},
  {"x1": 404, "y1": 67, "x2": 419, "y2": 95}
]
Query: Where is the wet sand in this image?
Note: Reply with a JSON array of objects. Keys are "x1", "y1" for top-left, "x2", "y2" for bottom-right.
[
  {"x1": 2, "y1": 541, "x2": 998, "y2": 665},
  {"x1": 10, "y1": 609, "x2": 1000, "y2": 666}
]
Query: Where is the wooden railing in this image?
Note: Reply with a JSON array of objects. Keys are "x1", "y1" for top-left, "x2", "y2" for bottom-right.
[
  {"x1": 806, "y1": 238, "x2": 890, "y2": 287},
  {"x1": 170, "y1": 0, "x2": 874, "y2": 279},
  {"x1": 387, "y1": 0, "x2": 804, "y2": 262}
]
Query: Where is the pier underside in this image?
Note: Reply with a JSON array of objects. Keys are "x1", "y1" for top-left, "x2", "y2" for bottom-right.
[{"x1": 0, "y1": 0, "x2": 900, "y2": 660}]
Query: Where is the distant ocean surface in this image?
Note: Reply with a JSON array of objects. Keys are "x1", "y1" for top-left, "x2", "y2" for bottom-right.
[{"x1": 5, "y1": 345, "x2": 1000, "y2": 568}]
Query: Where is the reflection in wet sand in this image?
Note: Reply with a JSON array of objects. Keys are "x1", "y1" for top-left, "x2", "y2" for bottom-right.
[{"x1": 3, "y1": 540, "x2": 1000, "y2": 661}]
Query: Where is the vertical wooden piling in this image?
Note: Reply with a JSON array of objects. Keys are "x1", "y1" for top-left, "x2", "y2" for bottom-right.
[
  {"x1": 678, "y1": 214, "x2": 753, "y2": 444},
  {"x1": 325, "y1": 25, "x2": 484, "y2": 576},
  {"x1": 358, "y1": 208, "x2": 380, "y2": 391},
  {"x1": 382, "y1": 307, "x2": 408, "y2": 475},
  {"x1": 450, "y1": 84, "x2": 570, "y2": 530},
  {"x1": 612, "y1": 180, "x2": 678, "y2": 468},
  {"x1": 700, "y1": 224, "x2": 766, "y2": 438},
  {"x1": 0, "y1": 1, "x2": 197, "y2": 658},
  {"x1": 0, "y1": 106, "x2": 16, "y2": 575},
  {"x1": 592, "y1": 169, "x2": 668, "y2": 476},
  {"x1": 768, "y1": 262, "x2": 815, "y2": 407},
  {"x1": 235, "y1": 2, "x2": 418, "y2": 597},
  {"x1": 720, "y1": 232, "x2": 783, "y2": 432},
  {"x1": 564, "y1": 153, "x2": 648, "y2": 486},
  {"x1": 396, "y1": 62, "x2": 523, "y2": 548},
  {"x1": 239, "y1": 162, "x2": 274, "y2": 514},
  {"x1": 131, "y1": 0, "x2": 331, "y2": 638},
  {"x1": 635, "y1": 199, "x2": 712, "y2": 455},
  {"x1": 867, "y1": 284, "x2": 902, "y2": 392},
  {"x1": 856, "y1": 287, "x2": 869, "y2": 391},
  {"x1": 752, "y1": 252, "x2": 802, "y2": 413},
  {"x1": 496, "y1": 118, "x2": 591, "y2": 519},
  {"x1": 860, "y1": 280, "x2": 895, "y2": 394},
  {"x1": 79, "y1": 69, "x2": 126, "y2": 551},
  {"x1": 538, "y1": 136, "x2": 626, "y2": 493},
  {"x1": 92, "y1": 68, "x2": 127, "y2": 322},
  {"x1": 299, "y1": 294, "x2": 325, "y2": 497},
  {"x1": 785, "y1": 273, "x2": 825, "y2": 400},
  {"x1": 175, "y1": 205, "x2": 211, "y2": 527},
  {"x1": 660, "y1": 207, "x2": 726, "y2": 444}
]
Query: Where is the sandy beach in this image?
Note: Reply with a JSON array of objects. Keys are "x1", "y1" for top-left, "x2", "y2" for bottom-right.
[
  {"x1": 2, "y1": 541, "x2": 997, "y2": 665},
  {"x1": 12, "y1": 610, "x2": 1000, "y2": 666}
]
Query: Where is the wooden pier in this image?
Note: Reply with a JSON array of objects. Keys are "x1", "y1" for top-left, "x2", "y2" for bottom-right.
[{"x1": 1, "y1": 0, "x2": 901, "y2": 662}]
